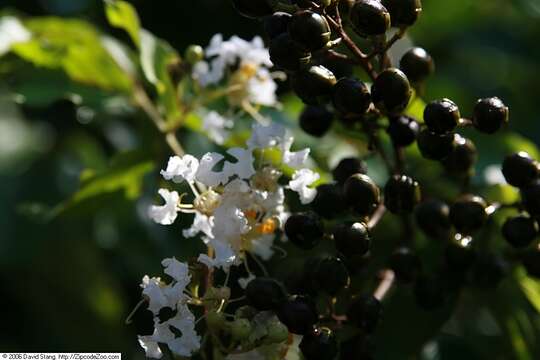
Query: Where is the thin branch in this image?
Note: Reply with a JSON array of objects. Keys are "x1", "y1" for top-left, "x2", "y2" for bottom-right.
[
  {"x1": 373, "y1": 269, "x2": 395, "y2": 301},
  {"x1": 368, "y1": 204, "x2": 387, "y2": 229}
]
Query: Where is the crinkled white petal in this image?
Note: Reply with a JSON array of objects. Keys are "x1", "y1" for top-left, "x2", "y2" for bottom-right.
[
  {"x1": 247, "y1": 122, "x2": 286, "y2": 150},
  {"x1": 148, "y1": 189, "x2": 179, "y2": 225},
  {"x1": 160, "y1": 155, "x2": 199, "y2": 183},
  {"x1": 289, "y1": 169, "x2": 320, "y2": 204},
  {"x1": 196, "y1": 152, "x2": 228, "y2": 187},
  {"x1": 140, "y1": 276, "x2": 168, "y2": 314},
  {"x1": 162, "y1": 257, "x2": 190, "y2": 285},
  {"x1": 138, "y1": 336, "x2": 163, "y2": 359},
  {"x1": 284, "y1": 148, "x2": 310, "y2": 168},
  {"x1": 224, "y1": 178, "x2": 250, "y2": 193},
  {"x1": 202, "y1": 111, "x2": 234, "y2": 145},
  {"x1": 247, "y1": 68, "x2": 278, "y2": 107},
  {"x1": 251, "y1": 233, "x2": 275, "y2": 261},
  {"x1": 198, "y1": 238, "x2": 237, "y2": 270},
  {"x1": 223, "y1": 147, "x2": 256, "y2": 180},
  {"x1": 182, "y1": 212, "x2": 214, "y2": 239}
]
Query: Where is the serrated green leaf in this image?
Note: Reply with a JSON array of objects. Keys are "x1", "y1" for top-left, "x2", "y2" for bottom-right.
[
  {"x1": 104, "y1": 0, "x2": 141, "y2": 47},
  {"x1": 11, "y1": 16, "x2": 132, "y2": 92}
]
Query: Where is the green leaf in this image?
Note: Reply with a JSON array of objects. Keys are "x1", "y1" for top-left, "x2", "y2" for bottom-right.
[
  {"x1": 516, "y1": 267, "x2": 540, "y2": 313},
  {"x1": 53, "y1": 151, "x2": 154, "y2": 217},
  {"x1": 104, "y1": 0, "x2": 141, "y2": 47},
  {"x1": 11, "y1": 16, "x2": 132, "y2": 92}
]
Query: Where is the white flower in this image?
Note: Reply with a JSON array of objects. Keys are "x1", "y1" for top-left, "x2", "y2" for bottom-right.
[
  {"x1": 148, "y1": 189, "x2": 179, "y2": 225},
  {"x1": 196, "y1": 152, "x2": 228, "y2": 187},
  {"x1": 182, "y1": 212, "x2": 214, "y2": 239},
  {"x1": 0, "y1": 17, "x2": 31, "y2": 56},
  {"x1": 198, "y1": 237, "x2": 237, "y2": 269},
  {"x1": 247, "y1": 122, "x2": 287, "y2": 149},
  {"x1": 140, "y1": 276, "x2": 168, "y2": 314},
  {"x1": 224, "y1": 147, "x2": 256, "y2": 180},
  {"x1": 138, "y1": 335, "x2": 162, "y2": 359},
  {"x1": 247, "y1": 67, "x2": 278, "y2": 107},
  {"x1": 162, "y1": 257, "x2": 190, "y2": 285},
  {"x1": 202, "y1": 111, "x2": 234, "y2": 145},
  {"x1": 160, "y1": 155, "x2": 199, "y2": 183},
  {"x1": 289, "y1": 169, "x2": 320, "y2": 204}
]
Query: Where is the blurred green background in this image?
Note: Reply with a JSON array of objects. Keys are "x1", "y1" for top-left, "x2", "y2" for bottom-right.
[{"x1": 0, "y1": 0, "x2": 539, "y2": 358}]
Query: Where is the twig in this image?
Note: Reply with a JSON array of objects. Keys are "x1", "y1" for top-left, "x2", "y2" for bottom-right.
[
  {"x1": 373, "y1": 269, "x2": 395, "y2": 301},
  {"x1": 368, "y1": 204, "x2": 387, "y2": 229},
  {"x1": 367, "y1": 28, "x2": 407, "y2": 61}
]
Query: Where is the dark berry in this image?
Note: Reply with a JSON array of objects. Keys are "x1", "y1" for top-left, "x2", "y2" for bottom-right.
[
  {"x1": 521, "y1": 180, "x2": 540, "y2": 216},
  {"x1": 423, "y1": 98, "x2": 460, "y2": 134},
  {"x1": 389, "y1": 247, "x2": 422, "y2": 283},
  {"x1": 415, "y1": 199, "x2": 451, "y2": 238},
  {"x1": 332, "y1": 157, "x2": 367, "y2": 184},
  {"x1": 289, "y1": 10, "x2": 331, "y2": 51},
  {"x1": 387, "y1": 115, "x2": 420, "y2": 147},
  {"x1": 350, "y1": 0, "x2": 391, "y2": 37},
  {"x1": 300, "y1": 327, "x2": 338, "y2": 360},
  {"x1": 522, "y1": 250, "x2": 540, "y2": 278},
  {"x1": 417, "y1": 129, "x2": 455, "y2": 160},
  {"x1": 232, "y1": 0, "x2": 274, "y2": 19},
  {"x1": 502, "y1": 152, "x2": 540, "y2": 188},
  {"x1": 384, "y1": 174, "x2": 421, "y2": 214},
  {"x1": 269, "y1": 33, "x2": 311, "y2": 71},
  {"x1": 332, "y1": 78, "x2": 371, "y2": 115},
  {"x1": 292, "y1": 65, "x2": 337, "y2": 105},
  {"x1": 502, "y1": 215, "x2": 538, "y2": 248},
  {"x1": 399, "y1": 47, "x2": 434, "y2": 83},
  {"x1": 344, "y1": 173, "x2": 381, "y2": 217},
  {"x1": 445, "y1": 240, "x2": 476, "y2": 272},
  {"x1": 472, "y1": 253, "x2": 508, "y2": 289},
  {"x1": 284, "y1": 211, "x2": 325, "y2": 250},
  {"x1": 382, "y1": 0, "x2": 422, "y2": 27},
  {"x1": 246, "y1": 277, "x2": 288, "y2": 310},
  {"x1": 314, "y1": 257, "x2": 350, "y2": 295},
  {"x1": 442, "y1": 135, "x2": 477, "y2": 175},
  {"x1": 414, "y1": 274, "x2": 445, "y2": 310},
  {"x1": 315, "y1": 51, "x2": 354, "y2": 79},
  {"x1": 277, "y1": 295, "x2": 318, "y2": 335},
  {"x1": 311, "y1": 183, "x2": 346, "y2": 218},
  {"x1": 472, "y1": 97, "x2": 509, "y2": 134},
  {"x1": 263, "y1": 12, "x2": 292, "y2": 39},
  {"x1": 333, "y1": 222, "x2": 371, "y2": 257},
  {"x1": 371, "y1": 68, "x2": 412, "y2": 115},
  {"x1": 449, "y1": 195, "x2": 488, "y2": 234},
  {"x1": 347, "y1": 295, "x2": 382, "y2": 332},
  {"x1": 299, "y1": 105, "x2": 334, "y2": 137}
]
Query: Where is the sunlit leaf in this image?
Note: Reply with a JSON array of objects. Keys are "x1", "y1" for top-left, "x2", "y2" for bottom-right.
[{"x1": 104, "y1": 0, "x2": 141, "y2": 47}]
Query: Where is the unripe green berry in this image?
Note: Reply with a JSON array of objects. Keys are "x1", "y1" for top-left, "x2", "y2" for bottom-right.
[
  {"x1": 184, "y1": 45, "x2": 204, "y2": 65},
  {"x1": 230, "y1": 318, "x2": 252, "y2": 340}
]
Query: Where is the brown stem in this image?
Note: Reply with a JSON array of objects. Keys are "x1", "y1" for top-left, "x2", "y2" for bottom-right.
[
  {"x1": 373, "y1": 269, "x2": 395, "y2": 301},
  {"x1": 367, "y1": 28, "x2": 407, "y2": 61},
  {"x1": 368, "y1": 204, "x2": 387, "y2": 229}
]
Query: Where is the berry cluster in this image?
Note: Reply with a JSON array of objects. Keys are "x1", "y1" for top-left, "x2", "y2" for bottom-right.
[{"x1": 223, "y1": 0, "x2": 538, "y2": 359}]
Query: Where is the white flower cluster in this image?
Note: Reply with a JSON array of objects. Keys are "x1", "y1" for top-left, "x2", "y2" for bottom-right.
[
  {"x1": 149, "y1": 122, "x2": 319, "y2": 270},
  {"x1": 192, "y1": 34, "x2": 281, "y2": 145},
  {"x1": 138, "y1": 258, "x2": 200, "y2": 359}
]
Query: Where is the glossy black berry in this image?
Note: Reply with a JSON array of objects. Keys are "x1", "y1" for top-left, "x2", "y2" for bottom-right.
[
  {"x1": 344, "y1": 173, "x2": 381, "y2": 217},
  {"x1": 311, "y1": 183, "x2": 346, "y2": 218},
  {"x1": 502, "y1": 152, "x2": 540, "y2": 188},
  {"x1": 522, "y1": 250, "x2": 540, "y2": 278},
  {"x1": 350, "y1": 0, "x2": 391, "y2": 37},
  {"x1": 399, "y1": 47, "x2": 434, "y2": 83},
  {"x1": 246, "y1": 277, "x2": 288, "y2": 310},
  {"x1": 384, "y1": 175, "x2": 421, "y2": 214},
  {"x1": 472, "y1": 97, "x2": 509, "y2": 134},
  {"x1": 382, "y1": 0, "x2": 422, "y2": 27},
  {"x1": 277, "y1": 295, "x2": 318, "y2": 335},
  {"x1": 371, "y1": 68, "x2": 412, "y2": 115},
  {"x1": 299, "y1": 105, "x2": 334, "y2": 137},
  {"x1": 314, "y1": 257, "x2": 350, "y2": 295},
  {"x1": 269, "y1": 33, "x2": 311, "y2": 71},
  {"x1": 347, "y1": 295, "x2": 382, "y2": 332},
  {"x1": 442, "y1": 135, "x2": 477, "y2": 175},
  {"x1": 502, "y1": 215, "x2": 538, "y2": 248},
  {"x1": 289, "y1": 10, "x2": 331, "y2": 51},
  {"x1": 263, "y1": 12, "x2": 292, "y2": 39},
  {"x1": 445, "y1": 241, "x2": 476, "y2": 272},
  {"x1": 423, "y1": 98, "x2": 460, "y2": 134},
  {"x1": 449, "y1": 195, "x2": 488, "y2": 234},
  {"x1": 333, "y1": 222, "x2": 371, "y2": 257},
  {"x1": 389, "y1": 247, "x2": 422, "y2": 283},
  {"x1": 300, "y1": 327, "x2": 338, "y2": 360},
  {"x1": 472, "y1": 253, "x2": 508, "y2": 289},
  {"x1": 292, "y1": 65, "x2": 337, "y2": 105},
  {"x1": 521, "y1": 180, "x2": 540, "y2": 216},
  {"x1": 414, "y1": 274, "x2": 445, "y2": 310},
  {"x1": 332, "y1": 78, "x2": 371, "y2": 115},
  {"x1": 415, "y1": 199, "x2": 451, "y2": 238},
  {"x1": 417, "y1": 129, "x2": 455, "y2": 160},
  {"x1": 332, "y1": 157, "x2": 367, "y2": 184},
  {"x1": 284, "y1": 211, "x2": 325, "y2": 249},
  {"x1": 315, "y1": 51, "x2": 354, "y2": 79},
  {"x1": 232, "y1": 0, "x2": 274, "y2": 19},
  {"x1": 387, "y1": 115, "x2": 420, "y2": 147}
]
